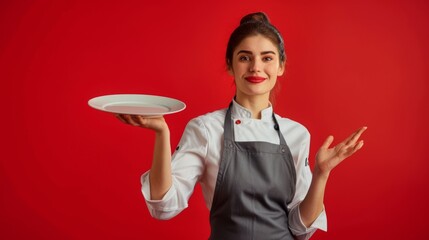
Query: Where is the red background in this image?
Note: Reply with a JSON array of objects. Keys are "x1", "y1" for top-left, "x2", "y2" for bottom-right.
[{"x1": 1, "y1": 0, "x2": 428, "y2": 239}]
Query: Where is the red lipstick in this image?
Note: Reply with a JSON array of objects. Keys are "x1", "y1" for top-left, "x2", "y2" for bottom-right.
[{"x1": 245, "y1": 76, "x2": 266, "y2": 83}]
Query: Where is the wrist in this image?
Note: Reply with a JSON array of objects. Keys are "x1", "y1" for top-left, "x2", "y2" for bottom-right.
[
  {"x1": 154, "y1": 118, "x2": 169, "y2": 134},
  {"x1": 155, "y1": 126, "x2": 170, "y2": 137},
  {"x1": 313, "y1": 167, "x2": 330, "y2": 182}
]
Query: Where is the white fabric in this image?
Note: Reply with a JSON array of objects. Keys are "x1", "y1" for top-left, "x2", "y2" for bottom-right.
[{"x1": 141, "y1": 100, "x2": 327, "y2": 239}]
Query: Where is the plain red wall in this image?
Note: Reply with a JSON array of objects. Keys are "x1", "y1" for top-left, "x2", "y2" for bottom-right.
[{"x1": 1, "y1": 0, "x2": 428, "y2": 239}]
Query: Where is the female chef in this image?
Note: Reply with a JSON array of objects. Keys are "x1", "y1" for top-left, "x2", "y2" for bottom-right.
[{"x1": 116, "y1": 12, "x2": 366, "y2": 240}]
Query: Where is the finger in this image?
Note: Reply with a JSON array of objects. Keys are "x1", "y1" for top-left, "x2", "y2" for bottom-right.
[
  {"x1": 135, "y1": 115, "x2": 149, "y2": 127},
  {"x1": 340, "y1": 139, "x2": 365, "y2": 159},
  {"x1": 115, "y1": 114, "x2": 128, "y2": 124},
  {"x1": 131, "y1": 115, "x2": 141, "y2": 124},
  {"x1": 345, "y1": 126, "x2": 367, "y2": 146},
  {"x1": 354, "y1": 140, "x2": 364, "y2": 151},
  {"x1": 123, "y1": 114, "x2": 139, "y2": 126},
  {"x1": 321, "y1": 135, "x2": 334, "y2": 150}
]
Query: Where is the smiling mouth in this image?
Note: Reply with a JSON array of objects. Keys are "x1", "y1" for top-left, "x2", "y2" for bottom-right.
[{"x1": 245, "y1": 76, "x2": 266, "y2": 83}]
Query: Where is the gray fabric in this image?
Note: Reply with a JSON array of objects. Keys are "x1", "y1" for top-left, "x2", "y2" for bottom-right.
[{"x1": 209, "y1": 103, "x2": 297, "y2": 240}]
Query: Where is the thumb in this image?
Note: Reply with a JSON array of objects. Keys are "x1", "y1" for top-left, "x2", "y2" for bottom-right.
[{"x1": 321, "y1": 135, "x2": 334, "y2": 150}]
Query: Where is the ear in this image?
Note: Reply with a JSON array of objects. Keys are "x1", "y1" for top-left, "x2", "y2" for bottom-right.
[
  {"x1": 227, "y1": 63, "x2": 234, "y2": 76},
  {"x1": 277, "y1": 61, "x2": 286, "y2": 76}
]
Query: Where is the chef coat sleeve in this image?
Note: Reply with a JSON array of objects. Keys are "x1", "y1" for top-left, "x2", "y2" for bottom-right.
[
  {"x1": 140, "y1": 117, "x2": 208, "y2": 220},
  {"x1": 288, "y1": 131, "x2": 328, "y2": 239}
]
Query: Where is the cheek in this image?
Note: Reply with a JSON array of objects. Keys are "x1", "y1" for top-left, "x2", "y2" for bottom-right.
[
  {"x1": 267, "y1": 66, "x2": 280, "y2": 77},
  {"x1": 232, "y1": 63, "x2": 247, "y2": 75}
]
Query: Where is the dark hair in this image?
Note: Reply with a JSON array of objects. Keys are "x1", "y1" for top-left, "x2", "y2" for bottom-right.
[{"x1": 226, "y1": 12, "x2": 286, "y2": 68}]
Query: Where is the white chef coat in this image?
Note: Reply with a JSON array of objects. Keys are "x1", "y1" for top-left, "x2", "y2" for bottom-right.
[{"x1": 141, "y1": 100, "x2": 327, "y2": 239}]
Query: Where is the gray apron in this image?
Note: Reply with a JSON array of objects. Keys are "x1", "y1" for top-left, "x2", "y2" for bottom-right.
[{"x1": 209, "y1": 103, "x2": 297, "y2": 240}]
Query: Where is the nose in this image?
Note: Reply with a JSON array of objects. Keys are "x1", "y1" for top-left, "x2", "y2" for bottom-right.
[{"x1": 249, "y1": 58, "x2": 262, "y2": 72}]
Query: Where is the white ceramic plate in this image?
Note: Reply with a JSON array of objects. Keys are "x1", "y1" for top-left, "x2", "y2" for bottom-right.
[{"x1": 88, "y1": 94, "x2": 186, "y2": 116}]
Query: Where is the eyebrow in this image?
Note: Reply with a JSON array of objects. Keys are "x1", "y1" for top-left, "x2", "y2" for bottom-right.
[{"x1": 236, "y1": 50, "x2": 277, "y2": 55}]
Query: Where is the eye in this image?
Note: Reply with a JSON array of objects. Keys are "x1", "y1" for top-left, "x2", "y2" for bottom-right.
[
  {"x1": 263, "y1": 56, "x2": 273, "y2": 61},
  {"x1": 239, "y1": 55, "x2": 251, "y2": 61}
]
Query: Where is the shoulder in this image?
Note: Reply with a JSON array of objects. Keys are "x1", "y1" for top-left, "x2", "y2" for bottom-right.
[
  {"x1": 275, "y1": 113, "x2": 310, "y2": 140},
  {"x1": 184, "y1": 108, "x2": 227, "y2": 133},
  {"x1": 190, "y1": 108, "x2": 227, "y2": 126}
]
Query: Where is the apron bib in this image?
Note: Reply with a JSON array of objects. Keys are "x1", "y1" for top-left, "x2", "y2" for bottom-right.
[{"x1": 209, "y1": 103, "x2": 297, "y2": 240}]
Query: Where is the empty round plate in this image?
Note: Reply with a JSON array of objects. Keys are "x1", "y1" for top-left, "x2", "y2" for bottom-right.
[{"x1": 88, "y1": 94, "x2": 186, "y2": 116}]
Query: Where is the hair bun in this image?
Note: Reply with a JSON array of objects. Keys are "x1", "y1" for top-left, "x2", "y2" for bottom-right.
[{"x1": 240, "y1": 12, "x2": 270, "y2": 25}]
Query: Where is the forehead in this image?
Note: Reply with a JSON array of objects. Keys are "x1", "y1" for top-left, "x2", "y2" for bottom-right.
[{"x1": 234, "y1": 34, "x2": 278, "y2": 53}]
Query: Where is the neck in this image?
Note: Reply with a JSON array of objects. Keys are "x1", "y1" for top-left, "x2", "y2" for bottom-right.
[{"x1": 235, "y1": 93, "x2": 270, "y2": 119}]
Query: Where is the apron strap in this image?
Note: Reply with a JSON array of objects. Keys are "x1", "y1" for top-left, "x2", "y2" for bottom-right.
[
  {"x1": 272, "y1": 113, "x2": 287, "y2": 146},
  {"x1": 223, "y1": 102, "x2": 234, "y2": 142}
]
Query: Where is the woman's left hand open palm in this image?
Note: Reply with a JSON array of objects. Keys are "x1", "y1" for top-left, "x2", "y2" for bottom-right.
[{"x1": 315, "y1": 126, "x2": 367, "y2": 177}]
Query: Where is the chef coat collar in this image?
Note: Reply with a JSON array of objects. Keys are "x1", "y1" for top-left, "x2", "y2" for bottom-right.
[{"x1": 231, "y1": 99, "x2": 274, "y2": 121}]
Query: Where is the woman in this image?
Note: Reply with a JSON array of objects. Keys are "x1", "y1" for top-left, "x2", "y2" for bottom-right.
[{"x1": 117, "y1": 12, "x2": 366, "y2": 240}]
